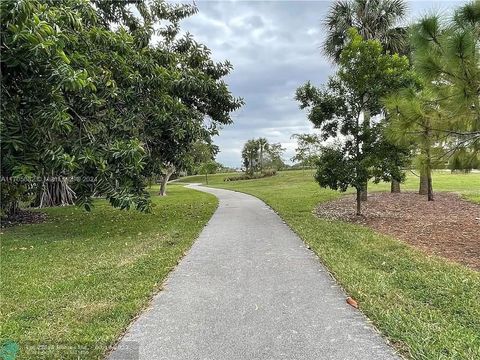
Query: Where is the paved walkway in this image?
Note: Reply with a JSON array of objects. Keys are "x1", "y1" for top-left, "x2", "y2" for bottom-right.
[{"x1": 109, "y1": 185, "x2": 399, "y2": 360}]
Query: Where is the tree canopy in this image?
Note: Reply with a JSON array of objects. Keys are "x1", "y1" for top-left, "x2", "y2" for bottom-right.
[
  {"x1": 290, "y1": 133, "x2": 323, "y2": 169},
  {"x1": 0, "y1": 0, "x2": 242, "y2": 215},
  {"x1": 384, "y1": 1, "x2": 480, "y2": 200},
  {"x1": 241, "y1": 138, "x2": 285, "y2": 174},
  {"x1": 297, "y1": 29, "x2": 413, "y2": 214},
  {"x1": 410, "y1": 1, "x2": 480, "y2": 149},
  {"x1": 323, "y1": 0, "x2": 408, "y2": 61}
]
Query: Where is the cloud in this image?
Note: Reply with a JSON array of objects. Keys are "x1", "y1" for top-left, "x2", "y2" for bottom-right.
[{"x1": 178, "y1": 0, "x2": 463, "y2": 167}]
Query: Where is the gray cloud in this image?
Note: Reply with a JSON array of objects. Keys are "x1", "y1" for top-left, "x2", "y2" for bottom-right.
[{"x1": 179, "y1": 0, "x2": 464, "y2": 167}]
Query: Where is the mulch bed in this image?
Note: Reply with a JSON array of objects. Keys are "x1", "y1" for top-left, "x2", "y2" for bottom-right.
[
  {"x1": 316, "y1": 192, "x2": 480, "y2": 271},
  {"x1": 1, "y1": 210, "x2": 48, "y2": 228}
]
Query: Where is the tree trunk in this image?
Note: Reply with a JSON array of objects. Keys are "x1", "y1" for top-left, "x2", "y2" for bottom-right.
[
  {"x1": 37, "y1": 177, "x2": 75, "y2": 208},
  {"x1": 159, "y1": 165, "x2": 175, "y2": 196},
  {"x1": 427, "y1": 169, "x2": 434, "y2": 201},
  {"x1": 260, "y1": 149, "x2": 263, "y2": 172},
  {"x1": 5, "y1": 189, "x2": 20, "y2": 215},
  {"x1": 360, "y1": 181, "x2": 368, "y2": 201},
  {"x1": 356, "y1": 188, "x2": 362, "y2": 216},
  {"x1": 9, "y1": 200, "x2": 19, "y2": 215},
  {"x1": 205, "y1": 172, "x2": 208, "y2": 185},
  {"x1": 391, "y1": 179, "x2": 401, "y2": 193},
  {"x1": 426, "y1": 147, "x2": 434, "y2": 201},
  {"x1": 359, "y1": 105, "x2": 370, "y2": 202},
  {"x1": 159, "y1": 178, "x2": 167, "y2": 196},
  {"x1": 421, "y1": 126, "x2": 434, "y2": 201},
  {"x1": 419, "y1": 170, "x2": 428, "y2": 195}
]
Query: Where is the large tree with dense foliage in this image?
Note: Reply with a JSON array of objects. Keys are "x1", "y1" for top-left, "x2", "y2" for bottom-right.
[
  {"x1": 0, "y1": 0, "x2": 242, "y2": 215},
  {"x1": 1, "y1": 0, "x2": 147, "y2": 213},
  {"x1": 88, "y1": 0, "x2": 243, "y2": 196},
  {"x1": 297, "y1": 29, "x2": 413, "y2": 214}
]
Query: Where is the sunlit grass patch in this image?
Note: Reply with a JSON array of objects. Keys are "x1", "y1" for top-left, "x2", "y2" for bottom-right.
[{"x1": 0, "y1": 185, "x2": 217, "y2": 360}]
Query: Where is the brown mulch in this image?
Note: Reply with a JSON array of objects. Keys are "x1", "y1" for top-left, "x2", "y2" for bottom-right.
[
  {"x1": 316, "y1": 192, "x2": 480, "y2": 271},
  {"x1": 0, "y1": 210, "x2": 47, "y2": 228}
]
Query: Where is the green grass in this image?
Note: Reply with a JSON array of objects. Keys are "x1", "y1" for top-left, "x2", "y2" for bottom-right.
[
  {"x1": 180, "y1": 170, "x2": 480, "y2": 359},
  {"x1": 369, "y1": 170, "x2": 480, "y2": 200},
  {"x1": 464, "y1": 193, "x2": 480, "y2": 204},
  {"x1": 177, "y1": 170, "x2": 480, "y2": 199},
  {"x1": 0, "y1": 185, "x2": 217, "y2": 360}
]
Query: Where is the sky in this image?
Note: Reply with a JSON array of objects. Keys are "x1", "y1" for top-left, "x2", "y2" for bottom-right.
[{"x1": 176, "y1": 0, "x2": 464, "y2": 167}]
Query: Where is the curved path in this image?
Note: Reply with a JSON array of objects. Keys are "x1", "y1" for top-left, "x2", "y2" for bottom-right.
[{"x1": 109, "y1": 185, "x2": 399, "y2": 360}]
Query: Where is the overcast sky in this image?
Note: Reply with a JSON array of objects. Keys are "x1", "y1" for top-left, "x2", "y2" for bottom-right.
[{"x1": 178, "y1": 0, "x2": 464, "y2": 167}]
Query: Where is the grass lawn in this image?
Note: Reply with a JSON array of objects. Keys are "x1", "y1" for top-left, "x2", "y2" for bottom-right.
[
  {"x1": 0, "y1": 185, "x2": 217, "y2": 360},
  {"x1": 178, "y1": 170, "x2": 480, "y2": 359}
]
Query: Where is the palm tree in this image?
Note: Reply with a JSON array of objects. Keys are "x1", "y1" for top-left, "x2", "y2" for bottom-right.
[
  {"x1": 257, "y1": 138, "x2": 269, "y2": 172},
  {"x1": 323, "y1": 0, "x2": 408, "y2": 62},
  {"x1": 242, "y1": 139, "x2": 260, "y2": 175}
]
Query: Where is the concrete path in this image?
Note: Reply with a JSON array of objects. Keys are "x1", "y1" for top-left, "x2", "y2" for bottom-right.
[{"x1": 109, "y1": 185, "x2": 399, "y2": 360}]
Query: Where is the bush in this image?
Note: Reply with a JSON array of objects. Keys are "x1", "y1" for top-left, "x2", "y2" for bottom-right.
[
  {"x1": 223, "y1": 174, "x2": 258, "y2": 181},
  {"x1": 262, "y1": 168, "x2": 277, "y2": 177},
  {"x1": 224, "y1": 170, "x2": 276, "y2": 182}
]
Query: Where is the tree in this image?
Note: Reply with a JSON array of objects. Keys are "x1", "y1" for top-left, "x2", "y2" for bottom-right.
[
  {"x1": 291, "y1": 133, "x2": 323, "y2": 172},
  {"x1": 1, "y1": 0, "x2": 150, "y2": 213},
  {"x1": 385, "y1": 87, "x2": 444, "y2": 201},
  {"x1": 384, "y1": 1, "x2": 480, "y2": 199},
  {"x1": 257, "y1": 138, "x2": 269, "y2": 171},
  {"x1": 264, "y1": 142, "x2": 286, "y2": 170},
  {"x1": 410, "y1": 2, "x2": 479, "y2": 151},
  {"x1": 241, "y1": 139, "x2": 285, "y2": 173},
  {"x1": 184, "y1": 141, "x2": 218, "y2": 186},
  {"x1": 448, "y1": 149, "x2": 479, "y2": 173},
  {"x1": 242, "y1": 139, "x2": 260, "y2": 175},
  {"x1": 0, "y1": 0, "x2": 242, "y2": 214},
  {"x1": 323, "y1": 0, "x2": 408, "y2": 62},
  {"x1": 338, "y1": 28, "x2": 414, "y2": 199},
  {"x1": 99, "y1": 1, "x2": 243, "y2": 197},
  {"x1": 367, "y1": 119, "x2": 412, "y2": 193},
  {"x1": 143, "y1": 30, "x2": 242, "y2": 196},
  {"x1": 296, "y1": 29, "x2": 412, "y2": 215},
  {"x1": 199, "y1": 160, "x2": 219, "y2": 185},
  {"x1": 323, "y1": 0, "x2": 410, "y2": 192}
]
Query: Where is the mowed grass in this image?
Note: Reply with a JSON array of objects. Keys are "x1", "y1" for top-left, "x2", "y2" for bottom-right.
[
  {"x1": 368, "y1": 170, "x2": 480, "y2": 199},
  {"x1": 179, "y1": 170, "x2": 480, "y2": 359},
  {"x1": 177, "y1": 170, "x2": 480, "y2": 199},
  {"x1": 0, "y1": 185, "x2": 217, "y2": 360}
]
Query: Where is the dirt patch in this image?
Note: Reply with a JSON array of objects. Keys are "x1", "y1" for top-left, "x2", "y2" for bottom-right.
[
  {"x1": 316, "y1": 192, "x2": 480, "y2": 271},
  {"x1": 1, "y1": 210, "x2": 47, "y2": 228}
]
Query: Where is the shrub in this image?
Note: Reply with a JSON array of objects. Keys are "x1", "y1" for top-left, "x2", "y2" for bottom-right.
[
  {"x1": 224, "y1": 170, "x2": 277, "y2": 182},
  {"x1": 262, "y1": 168, "x2": 277, "y2": 177}
]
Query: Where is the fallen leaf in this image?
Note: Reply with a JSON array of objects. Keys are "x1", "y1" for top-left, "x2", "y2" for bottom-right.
[{"x1": 346, "y1": 297, "x2": 358, "y2": 309}]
